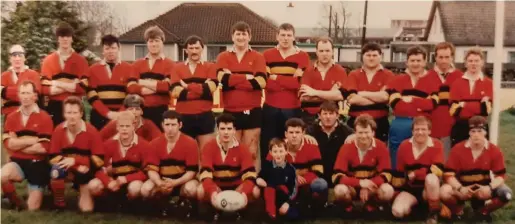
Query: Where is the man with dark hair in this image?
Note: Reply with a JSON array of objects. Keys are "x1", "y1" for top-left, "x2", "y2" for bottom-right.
[
  {"x1": 196, "y1": 113, "x2": 260, "y2": 220},
  {"x1": 1, "y1": 45, "x2": 41, "y2": 116},
  {"x1": 100, "y1": 94, "x2": 161, "y2": 141},
  {"x1": 440, "y1": 116, "x2": 512, "y2": 222},
  {"x1": 41, "y1": 22, "x2": 89, "y2": 126},
  {"x1": 1, "y1": 81, "x2": 53, "y2": 211},
  {"x1": 385, "y1": 46, "x2": 438, "y2": 167},
  {"x1": 86, "y1": 34, "x2": 134, "y2": 130},
  {"x1": 215, "y1": 21, "x2": 267, "y2": 163},
  {"x1": 128, "y1": 26, "x2": 174, "y2": 129},
  {"x1": 170, "y1": 35, "x2": 217, "y2": 151},
  {"x1": 260, "y1": 23, "x2": 310, "y2": 169}
]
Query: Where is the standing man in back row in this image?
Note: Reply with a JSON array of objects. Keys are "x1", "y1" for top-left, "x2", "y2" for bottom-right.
[{"x1": 261, "y1": 23, "x2": 310, "y2": 168}]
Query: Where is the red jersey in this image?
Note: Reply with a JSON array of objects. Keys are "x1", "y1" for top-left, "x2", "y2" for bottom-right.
[
  {"x1": 332, "y1": 139, "x2": 391, "y2": 187},
  {"x1": 2, "y1": 106, "x2": 53, "y2": 160},
  {"x1": 144, "y1": 134, "x2": 198, "y2": 179},
  {"x1": 396, "y1": 137, "x2": 444, "y2": 189},
  {"x1": 386, "y1": 73, "x2": 438, "y2": 118},
  {"x1": 170, "y1": 61, "x2": 217, "y2": 114},
  {"x1": 426, "y1": 68, "x2": 463, "y2": 138},
  {"x1": 100, "y1": 118, "x2": 161, "y2": 142},
  {"x1": 449, "y1": 73, "x2": 493, "y2": 120},
  {"x1": 263, "y1": 47, "x2": 310, "y2": 109},
  {"x1": 40, "y1": 51, "x2": 89, "y2": 101},
  {"x1": 215, "y1": 48, "x2": 267, "y2": 112},
  {"x1": 1, "y1": 67, "x2": 41, "y2": 115},
  {"x1": 444, "y1": 140, "x2": 506, "y2": 186},
  {"x1": 128, "y1": 56, "x2": 174, "y2": 107},
  {"x1": 86, "y1": 61, "x2": 133, "y2": 117},
  {"x1": 96, "y1": 135, "x2": 149, "y2": 186},
  {"x1": 345, "y1": 67, "x2": 395, "y2": 118},
  {"x1": 301, "y1": 63, "x2": 348, "y2": 115}
]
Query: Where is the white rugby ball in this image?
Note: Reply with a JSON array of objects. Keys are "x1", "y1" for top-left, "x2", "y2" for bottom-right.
[{"x1": 213, "y1": 190, "x2": 247, "y2": 212}]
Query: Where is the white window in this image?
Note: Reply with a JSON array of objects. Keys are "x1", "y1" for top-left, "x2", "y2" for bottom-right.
[
  {"x1": 393, "y1": 52, "x2": 407, "y2": 62},
  {"x1": 356, "y1": 52, "x2": 362, "y2": 62},
  {"x1": 134, "y1": 45, "x2": 148, "y2": 59},
  {"x1": 509, "y1": 52, "x2": 515, "y2": 63},
  {"x1": 429, "y1": 52, "x2": 436, "y2": 63},
  {"x1": 207, "y1": 46, "x2": 225, "y2": 62}
]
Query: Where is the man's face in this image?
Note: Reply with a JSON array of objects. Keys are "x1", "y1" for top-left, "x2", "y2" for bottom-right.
[
  {"x1": 186, "y1": 41, "x2": 203, "y2": 62},
  {"x1": 63, "y1": 104, "x2": 83, "y2": 127},
  {"x1": 316, "y1": 42, "x2": 333, "y2": 64},
  {"x1": 18, "y1": 84, "x2": 37, "y2": 107},
  {"x1": 218, "y1": 122, "x2": 235, "y2": 143},
  {"x1": 469, "y1": 128, "x2": 487, "y2": 145},
  {"x1": 232, "y1": 30, "x2": 251, "y2": 48},
  {"x1": 318, "y1": 110, "x2": 338, "y2": 128},
  {"x1": 412, "y1": 123, "x2": 430, "y2": 144},
  {"x1": 147, "y1": 38, "x2": 163, "y2": 55},
  {"x1": 116, "y1": 117, "x2": 135, "y2": 140},
  {"x1": 355, "y1": 125, "x2": 374, "y2": 147},
  {"x1": 362, "y1": 50, "x2": 381, "y2": 69},
  {"x1": 465, "y1": 54, "x2": 484, "y2": 74},
  {"x1": 103, "y1": 43, "x2": 119, "y2": 62},
  {"x1": 276, "y1": 29, "x2": 294, "y2": 49},
  {"x1": 126, "y1": 107, "x2": 143, "y2": 119},
  {"x1": 58, "y1": 36, "x2": 73, "y2": 49},
  {"x1": 9, "y1": 53, "x2": 25, "y2": 69},
  {"x1": 270, "y1": 145, "x2": 287, "y2": 164},
  {"x1": 285, "y1": 126, "x2": 303, "y2": 146},
  {"x1": 406, "y1": 53, "x2": 426, "y2": 74},
  {"x1": 162, "y1": 118, "x2": 181, "y2": 139},
  {"x1": 435, "y1": 48, "x2": 453, "y2": 72}
]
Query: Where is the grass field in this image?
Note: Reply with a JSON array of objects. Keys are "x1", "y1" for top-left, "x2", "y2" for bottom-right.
[{"x1": 2, "y1": 111, "x2": 515, "y2": 224}]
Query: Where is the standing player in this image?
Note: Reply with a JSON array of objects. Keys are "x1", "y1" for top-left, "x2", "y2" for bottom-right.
[
  {"x1": 1, "y1": 45, "x2": 41, "y2": 115},
  {"x1": 332, "y1": 114, "x2": 393, "y2": 213},
  {"x1": 40, "y1": 22, "x2": 89, "y2": 126},
  {"x1": 425, "y1": 42, "x2": 463, "y2": 158},
  {"x1": 140, "y1": 111, "x2": 199, "y2": 215},
  {"x1": 386, "y1": 46, "x2": 438, "y2": 167},
  {"x1": 170, "y1": 35, "x2": 217, "y2": 150},
  {"x1": 449, "y1": 48, "x2": 492, "y2": 146},
  {"x1": 48, "y1": 96, "x2": 104, "y2": 212},
  {"x1": 1, "y1": 81, "x2": 53, "y2": 211},
  {"x1": 440, "y1": 116, "x2": 512, "y2": 222},
  {"x1": 127, "y1": 26, "x2": 174, "y2": 129},
  {"x1": 299, "y1": 37, "x2": 348, "y2": 126},
  {"x1": 261, "y1": 23, "x2": 310, "y2": 168},
  {"x1": 391, "y1": 116, "x2": 444, "y2": 224},
  {"x1": 86, "y1": 35, "x2": 133, "y2": 130},
  {"x1": 344, "y1": 43, "x2": 394, "y2": 142},
  {"x1": 215, "y1": 21, "x2": 267, "y2": 161}
]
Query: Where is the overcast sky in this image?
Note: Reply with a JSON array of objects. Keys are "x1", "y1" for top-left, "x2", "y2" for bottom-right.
[{"x1": 108, "y1": 0, "x2": 433, "y2": 30}]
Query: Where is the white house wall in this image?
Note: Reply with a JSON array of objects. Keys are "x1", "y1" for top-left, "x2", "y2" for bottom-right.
[
  {"x1": 427, "y1": 8, "x2": 446, "y2": 43},
  {"x1": 455, "y1": 46, "x2": 515, "y2": 63}
]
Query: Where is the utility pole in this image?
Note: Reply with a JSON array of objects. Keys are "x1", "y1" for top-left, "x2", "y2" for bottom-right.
[
  {"x1": 334, "y1": 13, "x2": 339, "y2": 40},
  {"x1": 328, "y1": 5, "x2": 332, "y2": 37},
  {"x1": 361, "y1": 0, "x2": 368, "y2": 47}
]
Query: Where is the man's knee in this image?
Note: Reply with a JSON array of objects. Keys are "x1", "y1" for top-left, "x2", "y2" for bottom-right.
[
  {"x1": 140, "y1": 180, "x2": 155, "y2": 198},
  {"x1": 334, "y1": 184, "x2": 351, "y2": 200},
  {"x1": 310, "y1": 178, "x2": 328, "y2": 194},
  {"x1": 495, "y1": 185, "x2": 513, "y2": 203},
  {"x1": 378, "y1": 183, "x2": 394, "y2": 201},
  {"x1": 252, "y1": 186, "x2": 260, "y2": 200},
  {"x1": 183, "y1": 180, "x2": 199, "y2": 198},
  {"x1": 127, "y1": 181, "x2": 143, "y2": 198},
  {"x1": 392, "y1": 205, "x2": 407, "y2": 218},
  {"x1": 87, "y1": 178, "x2": 104, "y2": 196},
  {"x1": 196, "y1": 185, "x2": 205, "y2": 201},
  {"x1": 439, "y1": 184, "x2": 454, "y2": 200}
]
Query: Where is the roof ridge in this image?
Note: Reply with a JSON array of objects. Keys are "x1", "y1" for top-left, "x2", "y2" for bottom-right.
[
  {"x1": 236, "y1": 3, "x2": 278, "y2": 31},
  {"x1": 150, "y1": 20, "x2": 181, "y2": 42}
]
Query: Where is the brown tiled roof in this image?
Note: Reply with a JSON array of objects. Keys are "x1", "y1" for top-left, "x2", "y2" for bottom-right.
[
  {"x1": 424, "y1": 1, "x2": 515, "y2": 46},
  {"x1": 119, "y1": 3, "x2": 278, "y2": 45}
]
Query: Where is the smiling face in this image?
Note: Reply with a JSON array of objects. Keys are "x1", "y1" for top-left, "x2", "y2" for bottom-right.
[
  {"x1": 232, "y1": 30, "x2": 251, "y2": 49},
  {"x1": 18, "y1": 83, "x2": 37, "y2": 108},
  {"x1": 147, "y1": 38, "x2": 163, "y2": 55},
  {"x1": 406, "y1": 53, "x2": 426, "y2": 75},
  {"x1": 270, "y1": 144, "x2": 287, "y2": 164}
]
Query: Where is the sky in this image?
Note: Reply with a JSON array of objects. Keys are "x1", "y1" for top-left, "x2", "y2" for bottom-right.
[{"x1": 108, "y1": 0, "x2": 433, "y2": 30}]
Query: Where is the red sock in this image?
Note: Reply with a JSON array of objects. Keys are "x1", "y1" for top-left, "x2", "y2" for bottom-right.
[
  {"x1": 480, "y1": 198, "x2": 506, "y2": 215},
  {"x1": 50, "y1": 179, "x2": 66, "y2": 208},
  {"x1": 428, "y1": 198, "x2": 441, "y2": 213},
  {"x1": 2, "y1": 181, "x2": 23, "y2": 208},
  {"x1": 263, "y1": 187, "x2": 276, "y2": 218},
  {"x1": 442, "y1": 196, "x2": 464, "y2": 215}
]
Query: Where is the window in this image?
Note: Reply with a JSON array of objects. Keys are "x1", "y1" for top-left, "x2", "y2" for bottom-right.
[
  {"x1": 393, "y1": 52, "x2": 407, "y2": 62},
  {"x1": 207, "y1": 46, "x2": 225, "y2": 62},
  {"x1": 429, "y1": 52, "x2": 436, "y2": 63},
  {"x1": 356, "y1": 52, "x2": 362, "y2": 62},
  {"x1": 134, "y1": 45, "x2": 148, "y2": 59},
  {"x1": 509, "y1": 52, "x2": 515, "y2": 63},
  {"x1": 178, "y1": 46, "x2": 187, "y2": 61}
]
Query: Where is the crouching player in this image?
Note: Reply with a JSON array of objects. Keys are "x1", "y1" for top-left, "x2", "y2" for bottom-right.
[
  {"x1": 257, "y1": 138, "x2": 298, "y2": 220},
  {"x1": 332, "y1": 114, "x2": 393, "y2": 214},
  {"x1": 88, "y1": 111, "x2": 148, "y2": 211},
  {"x1": 48, "y1": 96, "x2": 104, "y2": 212},
  {"x1": 440, "y1": 116, "x2": 512, "y2": 222},
  {"x1": 196, "y1": 114, "x2": 260, "y2": 220},
  {"x1": 391, "y1": 116, "x2": 444, "y2": 223},
  {"x1": 140, "y1": 111, "x2": 199, "y2": 216}
]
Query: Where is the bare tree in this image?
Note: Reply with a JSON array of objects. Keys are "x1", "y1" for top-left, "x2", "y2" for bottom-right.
[{"x1": 318, "y1": 2, "x2": 351, "y2": 44}]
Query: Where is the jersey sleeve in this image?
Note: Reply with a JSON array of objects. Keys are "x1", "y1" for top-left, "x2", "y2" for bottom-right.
[
  {"x1": 185, "y1": 139, "x2": 199, "y2": 173},
  {"x1": 370, "y1": 144, "x2": 392, "y2": 186},
  {"x1": 238, "y1": 144, "x2": 257, "y2": 197},
  {"x1": 332, "y1": 144, "x2": 360, "y2": 187}
]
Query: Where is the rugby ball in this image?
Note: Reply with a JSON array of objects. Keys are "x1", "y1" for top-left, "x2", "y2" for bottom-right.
[
  {"x1": 50, "y1": 164, "x2": 67, "y2": 179},
  {"x1": 213, "y1": 190, "x2": 247, "y2": 212}
]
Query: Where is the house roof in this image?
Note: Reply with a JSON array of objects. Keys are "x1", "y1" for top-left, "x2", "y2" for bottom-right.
[
  {"x1": 424, "y1": 1, "x2": 515, "y2": 46},
  {"x1": 119, "y1": 3, "x2": 278, "y2": 45}
]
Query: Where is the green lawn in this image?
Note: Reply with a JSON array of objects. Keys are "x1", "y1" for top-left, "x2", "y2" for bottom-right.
[{"x1": 2, "y1": 111, "x2": 515, "y2": 224}]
